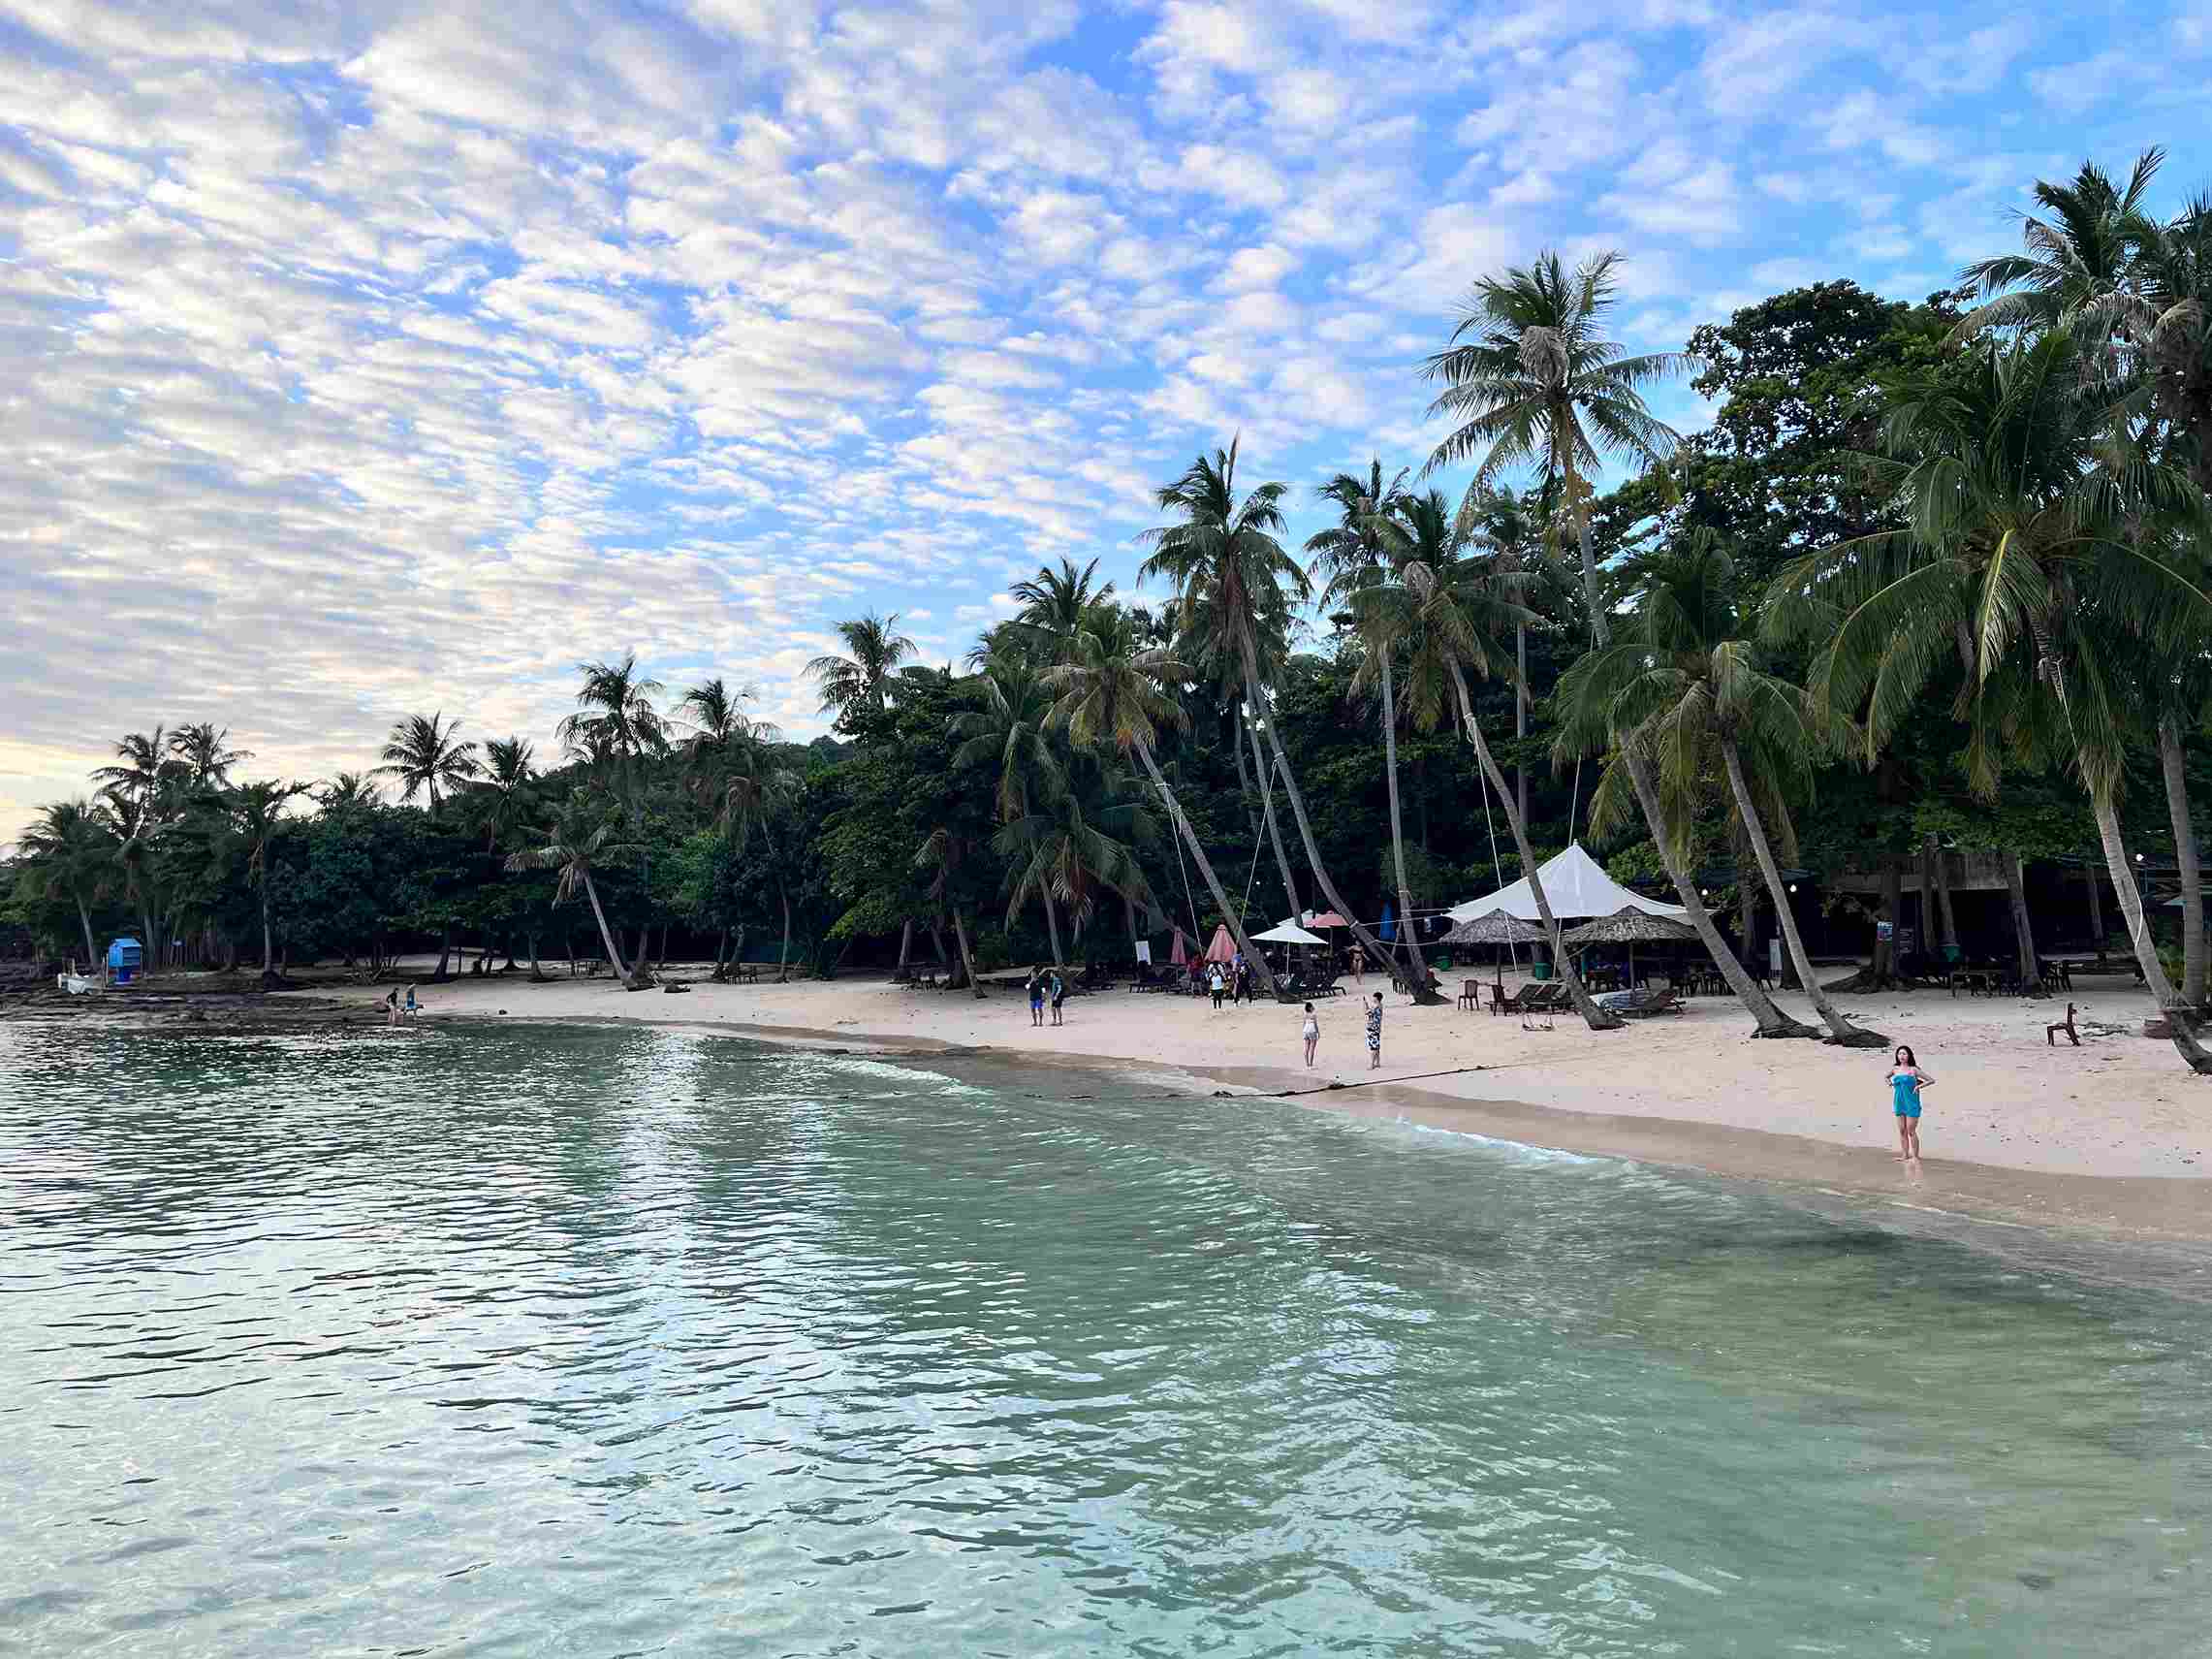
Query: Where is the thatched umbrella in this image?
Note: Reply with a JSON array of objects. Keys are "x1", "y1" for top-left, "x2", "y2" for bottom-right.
[
  {"x1": 1443, "y1": 909, "x2": 1551, "y2": 987},
  {"x1": 1560, "y1": 906, "x2": 1700, "y2": 982}
]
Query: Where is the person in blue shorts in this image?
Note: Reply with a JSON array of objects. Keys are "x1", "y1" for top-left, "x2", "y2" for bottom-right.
[
  {"x1": 1027, "y1": 968, "x2": 1046, "y2": 1028},
  {"x1": 1887, "y1": 1043, "x2": 1932, "y2": 1161}
]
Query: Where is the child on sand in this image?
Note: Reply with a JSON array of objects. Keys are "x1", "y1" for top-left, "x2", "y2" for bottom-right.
[
  {"x1": 1887, "y1": 1044, "x2": 1932, "y2": 1160},
  {"x1": 1366, "y1": 992, "x2": 1383, "y2": 1069},
  {"x1": 1301, "y1": 1002, "x2": 1320, "y2": 1067}
]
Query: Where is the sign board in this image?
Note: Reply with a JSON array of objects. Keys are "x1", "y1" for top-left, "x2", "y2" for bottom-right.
[{"x1": 1135, "y1": 940, "x2": 1153, "y2": 965}]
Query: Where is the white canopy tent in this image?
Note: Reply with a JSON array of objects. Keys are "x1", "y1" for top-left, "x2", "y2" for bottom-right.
[{"x1": 1447, "y1": 843, "x2": 1688, "y2": 924}]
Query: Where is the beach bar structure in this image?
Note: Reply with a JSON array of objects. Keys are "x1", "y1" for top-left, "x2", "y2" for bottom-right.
[{"x1": 106, "y1": 937, "x2": 142, "y2": 985}]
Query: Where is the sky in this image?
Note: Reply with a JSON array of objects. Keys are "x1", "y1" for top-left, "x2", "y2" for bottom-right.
[{"x1": 4, "y1": 0, "x2": 2210, "y2": 843}]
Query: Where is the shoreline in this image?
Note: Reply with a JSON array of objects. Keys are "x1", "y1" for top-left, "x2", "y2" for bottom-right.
[{"x1": 18, "y1": 967, "x2": 2212, "y2": 1250}]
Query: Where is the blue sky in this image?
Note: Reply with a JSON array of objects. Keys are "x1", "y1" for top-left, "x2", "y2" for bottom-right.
[{"x1": 4, "y1": 0, "x2": 2210, "y2": 837}]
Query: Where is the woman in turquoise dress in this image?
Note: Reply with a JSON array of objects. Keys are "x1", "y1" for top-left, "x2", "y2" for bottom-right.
[{"x1": 1887, "y1": 1044, "x2": 1933, "y2": 1160}]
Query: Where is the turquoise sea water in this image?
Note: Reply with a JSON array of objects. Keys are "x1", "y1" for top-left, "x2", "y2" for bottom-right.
[{"x1": 1, "y1": 1018, "x2": 2207, "y2": 1656}]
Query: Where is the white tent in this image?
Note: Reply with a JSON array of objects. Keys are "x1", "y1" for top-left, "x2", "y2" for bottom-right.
[
  {"x1": 1447, "y1": 842, "x2": 1688, "y2": 924},
  {"x1": 1251, "y1": 922, "x2": 1327, "y2": 945}
]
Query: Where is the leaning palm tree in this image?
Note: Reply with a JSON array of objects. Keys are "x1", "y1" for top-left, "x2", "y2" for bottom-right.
[
  {"x1": 18, "y1": 798, "x2": 118, "y2": 967},
  {"x1": 1139, "y1": 439, "x2": 1371, "y2": 994},
  {"x1": 1557, "y1": 533, "x2": 1884, "y2": 1045},
  {"x1": 809, "y1": 612, "x2": 918, "y2": 723},
  {"x1": 1043, "y1": 623, "x2": 1277, "y2": 994},
  {"x1": 505, "y1": 794, "x2": 642, "y2": 985},
  {"x1": 375, "y1": 712, "x2": 480, "y2": 816},
  {"x1": 1422, "y1": 250, "x2": 1805, "y2": 1036},
  {"x1": 1311, "y1": 462, "x2": 1443, "y2": 1003},
  {"x1": 994, "y1": 788, "x2": 1156, "y2": 946},
  {"x1": 1768, "y1": 331, "x2": 2212, "y2": 1070},
  {"x1": 1399, "y1": 489, "x2": 1626, "y2": 1032}
]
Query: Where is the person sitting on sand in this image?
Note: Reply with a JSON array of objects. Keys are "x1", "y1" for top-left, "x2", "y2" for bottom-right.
[
  {"x1": 1027, "y1": 969, "x2": 1046, "y2": 1027},
  {"x1": 1366, "y1": 991, "x2": 1383, "y2": 1070},
  {"x1": 1887, "y1": 1044, "x2": 1932, "y2": 1161},
  {"x1": 1301, "y1": 1002, "x2": 1320, "y2": 1068}
]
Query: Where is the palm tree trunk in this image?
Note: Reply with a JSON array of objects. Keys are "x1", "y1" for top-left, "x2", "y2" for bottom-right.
[
  {"x1": 895, "y1": 918, "x2": 913, "y2": 977},
  {"x1": 2004, "y1": 855, "x2": 2041, "y2": 991},
  {"x1": 1239, "y1": 634, "x2": 1386, "y2": 983},
  {"x1": 1873, "y1": 859, "x2": 1903, "y2": 985},
  {"x1": 1565, "y1": 474, "x2": 1809, "y2": 1036},
  {"x1": 928, "y1": 922, "x2": 946, "y2": 965},
  {"x1": 951, "y1": 905, "x2": 984, "y2": 999},
  {"x1": 2091, "y1": 787, "x2": 2212, "y2": 1071},
  {"x1": 140, "y1": 905, "x2": 155, "y2": 980},
  {"x1": 74, "y1": 895, "x2": 96, "y2": 972},
  {"x1": 434, "y1": 926, "x2": 452, "y2": 981},
  {"x1": 1722, "y1": 738, "x2": 1884, "y2": 1045},
  {"x1": 261, "y1": 887, "x2": 274, "y2": 975},
  {"x1": 2083, "y1": 853, "x2": 2106, "y2": 958},
  {"x1": 528, "y1": 931, "x2": 543, "y2": 979},
  {"x1": 777, "y1": 890, "x2": 792, "y2": 982},
  {"x1": 2159, "y1": 717, "x2": 2205, "y2": 1007},
  {"x1": 1934, "y1": 841, "x2": 1960, "y2": 952},
  {"x1": 1448, "y1": 665, "x2": 1620, "y2": 1030},
  {"x1": 582, "y1": 875, "x2": 626, "y2": 978},
  {"x1": 1245, "y1": 716, "x2": 1302, "y2": 924},
  {"x1": 1379, "y1": 658, "x2": 1443, "y2": 1005},
  {"x1": 1042, "y1": 888, "x2": 1065, "y2": 966},
  {"x1": 1132, "y1": 736, "x2": 1280, "y2": 996},
  {"x1": 1515, "y1": 621, "x2": 1530, "y2": 827}
]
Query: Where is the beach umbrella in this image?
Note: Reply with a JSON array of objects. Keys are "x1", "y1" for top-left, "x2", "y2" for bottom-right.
[
  {"x1": 1441, "y1": 909, "x2": 1549, "y2": 947},
  {"x1": 1201, "y1": 923, "x2": 1238, "y2": 964},
  {"x1": 1306, "y1": 909, "x2": 1348, "y2": 929},
  {"x1": 1170, "y1": 927, "x2": 1188, "y2": 967},
  {"x1": 1251, "y1": 923, "x2": 1327, "y2": 945},
  {"x1": 1560, "y1": 906, "x2": 1699, "y2": 982}
]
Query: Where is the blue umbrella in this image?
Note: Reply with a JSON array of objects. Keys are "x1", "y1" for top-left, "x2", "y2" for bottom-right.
[{"x1": 1380, "y1": 901, "x2": 1395, "y2": 942}]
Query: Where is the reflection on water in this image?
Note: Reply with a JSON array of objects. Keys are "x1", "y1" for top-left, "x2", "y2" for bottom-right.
[{"x1": 1, "y1": 1019, "x2": 2206, "y2": 1656}]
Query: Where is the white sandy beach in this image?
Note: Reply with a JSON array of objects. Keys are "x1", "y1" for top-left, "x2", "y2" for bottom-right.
[{"x1": 335, "y1": 965, "x2": 2212, "y2": 1242}]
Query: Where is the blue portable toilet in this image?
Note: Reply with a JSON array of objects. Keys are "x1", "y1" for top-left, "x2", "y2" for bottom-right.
[{"x1": 108, "y1": 937, "x2": 142, "y2": 985}]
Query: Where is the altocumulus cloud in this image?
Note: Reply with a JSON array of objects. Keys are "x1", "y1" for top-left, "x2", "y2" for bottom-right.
[{"x1": 2, "y1": 0, "x2": 2208, "y2": 835}]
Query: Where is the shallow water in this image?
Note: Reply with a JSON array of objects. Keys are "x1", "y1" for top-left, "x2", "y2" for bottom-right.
[{"x1": 1, "y1": 1019, "x2": 2206, "y2": 1656}]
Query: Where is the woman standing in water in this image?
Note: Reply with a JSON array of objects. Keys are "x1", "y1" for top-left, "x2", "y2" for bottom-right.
[{"x1": 1887, "y1": 1044, "x2": 1932, "y2": 1160}]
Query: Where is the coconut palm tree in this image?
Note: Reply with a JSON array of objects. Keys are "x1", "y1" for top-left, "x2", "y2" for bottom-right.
[
  {"x1": 952, "y1": 656, "x2": 1070, "y2": 962},
  {"x1": 809, "y1": 612, "x2": 918, "y2": 723},
  {"x1": 505, "y1": 794, "x2": 641, "y2": 984},
  {"x1": 1557, "y1": 533, "x2": 1884, "y2": 1044},
  {"x1": 1042, "y1": 622, "x2": 1279, "y2": 995},
  {"x1": 222, "y1": 780, "x2": 310, "y2": 975},
  {"x1": 680, "y1": 679, "x2": 789, "y2": 847},
  {"x1": 375, "y1": 712, "x2": 480, "y2": 816},
  {"x1": 1397, "y1": 489, "x2": 1625, "y2": 1031},
  {"x1": 18, "y1": 799, "x2": 118, "y2": 967},
  {"x1": 1768, "y1": 331, "x2": 2212, "y2": 1069},
  {"x1": 108, "y1": 794, "x2": 162, "y2": 977},
  {"x1": 169, "y1": 723, "x2": 249, "y2": 791},
  {"x1": 559, "y1": 655, "x2": 670, "y2": 815},
  {"x1": 92, "y1": 726, "x2": 174, "y2": 817},
  {"x1": 994, "y1": 787, "x2": 1155, "y2": 946},
  {"x1": 1952, "y1": 148, "x2": 2165, "y2": 340},
  {"x1": 1139, "y1": 439, "x2": 1373, "y2": 992},
  {"x1": 914, "y1": 821, "x2": 989, "y2": 1000},
  {"x1": 1010, "y1": 558, "x2": 1117, "y2": 661},
  {"x1": 1421, "y1": 251, "x2": 1807, "y2": 1035},
  {"x1": 318, "y1": 773, "x2": 381, "y2": 812},
  {"x1": 1310, "y1": 462, "x2": 1443, "y2": 1003},
  {"x1": 1460, "y1": 487, "x2": 1565, "y2": 825},
  {"x1": 475, "y1": 737, "x2": 537, "y2": 853}
]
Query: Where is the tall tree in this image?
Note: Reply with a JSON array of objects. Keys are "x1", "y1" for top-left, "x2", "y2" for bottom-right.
[
  {"x1": 559, "y1": 655, "x2": 670, "y2": 816},
  {"x1": 1770, "y1": 331, "x2": 2212, "y2": 1069},
  {"x1": 475, "y1": 737, "x2": 537, "y2": 854},
  {"x1": 223, "y1": 780, "x2": 310, "y2": 975},
  {"x1": 1310, "y1": 462, "x2": 1444, "y2": 1003},
  {"x1": 92, "y1": 727, "x2": 174, "y2": 818},
  {"x1": 951, "y1": 657, "x2": 1069, "y2": 963},
  {"x1": 809, "y1": 612, "x2": 918, "y2": 726},
  {"x1": 1009, "y1": 558, "x2": 1116, "y2": 660},
  {"x1": 1425, "y1": 250, "x2": 1812, "y2": 1036},
  {"x1": 169, "y1": 722, "x2": 249, "y2": 791},
  {"x1": 375, "y1": 712, "x2": 481, "y2": 817},
  {"x1": 18, "y1": 799, "x2": 117, "y2": 967},
  {"x1": 505, "y1": 795, "x2": 641, "y2": 983},
  {"x1": 1557, "y1": 533, "x2": 1885, "y2": 1044}
]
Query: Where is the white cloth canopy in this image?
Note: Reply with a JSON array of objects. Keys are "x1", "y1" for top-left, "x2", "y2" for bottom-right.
[
  {"x1": 1447, "y1": 842, "x2": 1688, "y2": 923},
  {"x1": 1251, "y1": 922, "x2": 1326, "y2": 945}
]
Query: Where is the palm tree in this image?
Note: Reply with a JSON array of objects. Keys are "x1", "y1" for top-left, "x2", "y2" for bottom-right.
[
  {"x1": 375, "y1": 712, "x2": 480, "y2": 816},
  {"x1": 1460, "y1": 487, "x2": 1564, "y2": 825},
  {"x1": 1010, "y1": 558, "x2": 1117, "y2": 660},
  {"x1": 19, "y1": 799, "x2": 118, "y2": 967},
  {"x1": 914, "y1": 822, "x2": 989, "y2": 1000},
  {"x1": 952, "y1": 657, "x2": 1069, "y2": 962},
  {"x1": 169, "y1": 723, "x2": 249, "y2": 791},
  {"x1": 318, "y1": 773, "x2": 381, "y2": 811},
  {"x1": 1310, "y1": 462, "x2": 1444, "y2": 1003},
  {"x1": 1557, "y1": 533, "x2": 1884, "y2": 1045},
  {"x1": 505, "y1": 795, "x2": 641, "y2": 984},
  {"x1": 994, "y1": 787, "x2": 1155, "y2": 947},
  {"x1": 809, "y1": 612, "x2": 917, "y2": 722},
  {"x1": 1043, "y1": 622, "x2": 1275, "y2": 992},
  {"x1": 680, "y1": 679, "x2": 789, "y2": 847},
  {"x1": 1768, "y1": 331, "x2": 2212, "y2": 1069},
  {"x1": 476, "y1": 737, "x2": 537, "y2": 853},
  {"x1": 1139, "y1": 438, "x2": 1374, "y2": 996},
  {"x1": 223, "y1": 780, "x2": 310, "y2": 975},
  {"x1": 1398, "y1": 489, "x2": 1625, "y2": 1031},
  {"x1": 92, "y1": 726, "x2": 174, "y2": 816},
  {"x1": 1951, "y1": 148, "x2": 2165, "y2": 340},
  {"x1": 559, "y1": 655, "x2": 670, "y2": 814},
  {"x1": 109, "y1": 794, "x2": 161, "y2": 977},
  {"x1": 1422, "y1": 251, "x2": 1806, "y2": 1036}
]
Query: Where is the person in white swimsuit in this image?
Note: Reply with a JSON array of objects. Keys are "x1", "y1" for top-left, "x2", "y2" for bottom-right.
[{"x1": 1301, "y1": 1002, "x2": 1320, "y2": 1067}]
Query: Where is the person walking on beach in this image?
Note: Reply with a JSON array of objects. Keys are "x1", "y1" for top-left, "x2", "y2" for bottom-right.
[
  {"x1": 1887, "y1": 1044, "x2": 1932, "y2": 1161},
  {"x1": 403, "y1": 984, "x2": 420, "y2": 1021},
  {"x1": 385, "y1": 987, "x2": 401, "y2": 1028},
  {"x1": 1049, "y1": 968, "x2": 1065, "y2": 1027},
  {"x1": 1301, "y1": 1002, "x2": 1320, "y2": 1068},
  {"x1": 1349, "y1": 943, "x2": 1366, "y2": 987},
  {"x1": 1208, "y1": 964, "x2": 1226, "y2": 1009},
  {"x1": 1027, "y1": 969, "x2": 1046, "y2": 1027},
  {"x1": 1365, "y1": 991, "x2": 1383, "y2": 1070}
]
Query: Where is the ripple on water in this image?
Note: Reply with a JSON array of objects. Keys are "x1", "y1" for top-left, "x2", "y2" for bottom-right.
[{"x1": 0, "y1": 1019, "x2": 2208, "y2": 1657}]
